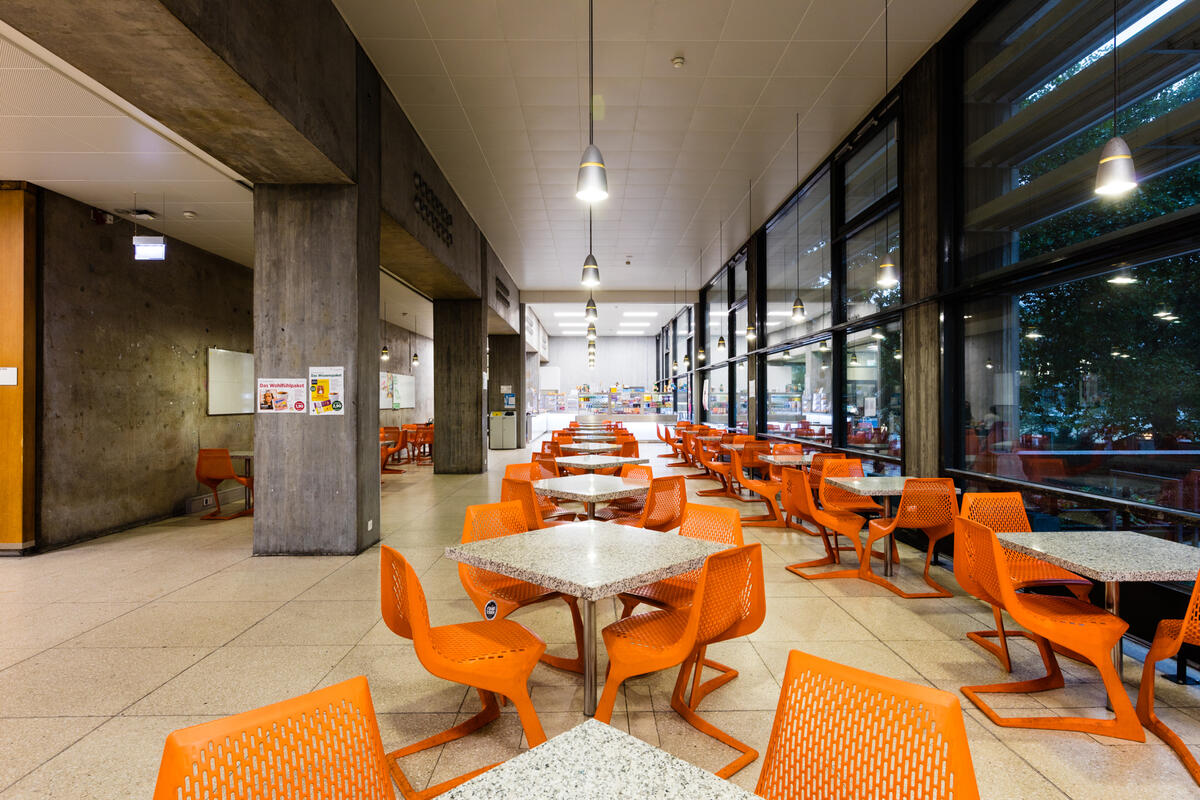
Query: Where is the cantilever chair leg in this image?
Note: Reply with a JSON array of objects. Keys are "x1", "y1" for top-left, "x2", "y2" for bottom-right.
[
  {"x1": 538, "y1": 595, "x2": 586, "y2": 674},
  {"x1": 967, "y1": 605, "x2": 1045, "y2": 673},
  {"x1": 1138, "y1": 625, "x2": 1200, "y2": 785},
  {"x1": 669, "y1": 650, "x2": 757, "y2": 779}
]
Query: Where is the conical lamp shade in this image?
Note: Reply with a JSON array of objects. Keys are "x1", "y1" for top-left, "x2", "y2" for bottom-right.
[
  {"x1": 877, "y1": 257, "x2": 899, "y2": 288},
  {"x1": 581, "y1": 253, "x2": 600, "y2": 287},
  {"x1": 576, "y1": 143, "x2": 608, "y2": 203},
  {"x1": 586, "y1": 323, "x2": 596, "y2": 341},
  {"x1": 380, "y1": 345, "x2": 390, "y2": 361},
  {"x1": 411, "y1": 352, "x2": 419, "y2": 366},
  {"x1": 717, "y1": 336, "x2": 726, "y2": 351},
  {"x1": 1095, "y1": 136, "x2": 1138, "y2": 195},
  {"x1": 791, "y1": 296, "x2": 805, "y2": 322},
  {"x1": 584, "y1": 294, "x2": 598, "y2": 321}
]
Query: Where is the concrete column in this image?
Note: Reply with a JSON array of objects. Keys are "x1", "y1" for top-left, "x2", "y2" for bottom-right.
[
  {"x1": 0, "y1": 183, "x2": 36, "y2": 552},
  {"x1": 251, "y1": 50, "x2": 381, "y2": 555},
  {"x1": 434, "y1": 299, "x2": 487, "y2": 472}
]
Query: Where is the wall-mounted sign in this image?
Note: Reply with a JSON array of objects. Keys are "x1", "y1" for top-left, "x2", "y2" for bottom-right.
[
  {"x1": 413, "y1": 172, "x2": 453, "y2": 247},
  {"x1": 257, "y1": 378, "x2": 306, "y2": 413},
  {"x1": 309, "y1": 366, "x2": 345, "y2": 415},
  {"x1": 0, "y1": 367, "x2": 16, "y2": 386}
]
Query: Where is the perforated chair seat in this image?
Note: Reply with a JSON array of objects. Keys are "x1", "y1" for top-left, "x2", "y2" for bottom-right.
[
  {"x1": 429, "y1": 619, "x2": 546, "y2": 669},
  {"x1": 471, "y1": 571, "x2": 557, "y2": 606}
]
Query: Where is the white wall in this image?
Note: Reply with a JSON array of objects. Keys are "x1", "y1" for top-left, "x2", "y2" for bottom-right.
[{"x1": 547, "y1": 335, "x2": 657, "y2": 392}]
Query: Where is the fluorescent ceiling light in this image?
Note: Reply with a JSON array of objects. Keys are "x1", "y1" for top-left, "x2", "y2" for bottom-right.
[
  {"x1": 558, "y1": 321, "x2": 588, "y2": 326},
  {"x1": 623, "y1": 311, "x2": 658, "y2": 317},
  {"x1": 555, "y1": 311, "x2": 586, "y2": 317},
  {"x1": 766, "y1": 311, "x2": 791, "y2": 317},
  {"x1": 559, "y1": 331, "x2": 587, "y2": 336},
  {"x1": 615, "y1": 330, "x2": 645, "y2": 335},
  {"x1": 619, "y1": 322, "x2": 650, "y2": 327}
]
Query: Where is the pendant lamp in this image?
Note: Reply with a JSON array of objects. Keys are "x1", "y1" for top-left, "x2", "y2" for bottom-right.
[
  {"x1": 1096, "y1": 0, "x2": 1137, "y2": 196},
  {"x1": 411, "y1": 350, "x2": 419, "y2": 367},
  {"x1": 576, "y1": 0, "x2": 608, "y2": 203},
  {"x1": 745, "y1": 180, "x2": 757, "y2": 344},
  {"x1": 717, "y1": 336, "x2": 726, "y2": 353},
  {"x1": 581, "y1": 208, "x2": 601, "y2": 286},
  {"x1": 791, "y1": 113, "x2": 806, "y2": 323},
  {"x1": 585, "y1": 294, "x2": 598, "y2": 321},
  {"x1": 380, "y1": 302, "x2": 390, "y2": 360},
  {"x1": 587, "y1": 322, "x2": 597, "y2": 341},
  {"x1": 876, "y1": 0, "x2": 899, "y2": 290}
]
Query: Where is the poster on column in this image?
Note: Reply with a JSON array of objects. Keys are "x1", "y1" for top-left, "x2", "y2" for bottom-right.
[
  {"x1": 256, "y1": 378, "x2": 307, "y2": 413},
  {"x1": 309, "y1": 366, "x2": 346, "y2": 415}
]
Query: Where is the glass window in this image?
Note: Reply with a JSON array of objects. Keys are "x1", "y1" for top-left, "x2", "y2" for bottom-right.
[
  {"x1": 962, "y1": 1, "x2": 1200, "y2": 280},
  {"x1": 733, "y1": 303, "x2": 747, "y2": 357},
  {"x1": 700, "y1": 367, "x2": 728, "y2": 425},
  {"x1": 675, "y1": 373, "x2": 691, "y2": 420},
  {"x1": 845, "y1": 322, "x2": 902, "y2": 458},
  {"x1": 764, "y1": 341, "x2": 834, "y2": 441},
  {"x1": 733, "y1": 253, "x2": 747, "y2": 303},
  {"x1": 706, "y1": 270, "x2": 728, "y2": 360},
  {"x1": 765, "y1": 173, "x2": 833, "y2": 346},
  {"x1": 844, "y1": 120, "x2": 897, "y2": 222},
  {"x1": 961, "y1": 250, "x2": 1200, "y2": 512},
  {"x1": 734, "y1": 359, "x2": 750, "y2": 432},
  {"x1": 845, "y1": 211, "x2": 901, "y2": 321},
  {"x1": 675, "y1": 309, "x2": 690, "y2": 369}
]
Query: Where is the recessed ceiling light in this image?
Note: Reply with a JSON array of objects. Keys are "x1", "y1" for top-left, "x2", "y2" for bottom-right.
[{"x1": 555, "y1": 311, "x2": 586, "y2": 317}]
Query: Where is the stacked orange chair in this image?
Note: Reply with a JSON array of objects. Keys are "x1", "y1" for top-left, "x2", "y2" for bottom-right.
[
  {"x1": 381, "y1": 545, "x2": 549, "y2": 793},
  {"x1": 607, "y1": 475, "x2": 685, "y2": 531},
  {"x1": 755, "y1": 650, "x2": 981, "y2": 800},
  {"x1": 861, "y1": 478, "x2": 958, "y2": 598},
  {"x1": 458, "y1": 502, "x2": 584, "y2": 672},
  {"x1": 783, "y1": 466, "x2": 870, "y2": 581},
  {"x1": 729, "y1": 447, "x2": 784, "y2": 526},
  {"x1": 955, "y1": 518, "x2": 1144, "y2": 741},
  {"x1": 1138, "y1": 570, "x2": 1200, "y2": 785},
  {"x1": 958, "y1": 492, "x2": 1092, "y2": 670},
  {"x1": 151, "y1": 676, "x2": 397, "y2": 800},
  {"x1": 195, "y1": 448, "x2": 253, "y2": 520},
  {"x1": 596, "y1": 544, "x2": 765, "y2": 778}
]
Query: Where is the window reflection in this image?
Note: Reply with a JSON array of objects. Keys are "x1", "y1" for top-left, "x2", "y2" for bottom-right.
[
  {"x1": 765, "y1": 173, "x2": 833, "y2": 346},
  {"x1": 707, "y1": 271, "x2": 728, "y2": 361},
  {"x1": 844, "y1": 120, "x2": 897, "y2": 222},
  {"x1": 845, "y1": 323, "x2": 903, "y2": 457},
  {"x1": 701, "y1": 368, "x2": 728, "y2": 425},
  {"x1": 845, "y1": 212, "x2": 901, "y2": 321},
  {"x1": 764, "y1": 341, "x2": 834, "y2": 443},
  {"x1": 735, "y1": 360, "x2": 750, "y2": 432}
]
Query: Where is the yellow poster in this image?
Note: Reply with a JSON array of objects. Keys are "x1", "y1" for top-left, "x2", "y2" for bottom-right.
[{"x1": 308, "y1": 366, "x2": 345, "y2": 415}]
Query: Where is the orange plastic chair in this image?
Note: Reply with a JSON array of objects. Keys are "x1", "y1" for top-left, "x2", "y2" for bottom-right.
[
  {"x1": 955, "y1": 519, "x2": 1144, "y2": 742},
  {"x1": 596, "y1": 463, "x2": 653, "y2": 517},
  {"x1": 783, "y1": 466, "x2": 871, "y2": 581},
  {"x1": 458, "y1": 502, "x2": 585, "y2": 673},
  {"x1": 597, "y1": 543, "x2": 765, "y2": 778},
  {"x1": 807, "y1": 451, "x2": 845, "y2": 483},
  {"x1": 656, "y1": 424, "x2": 678, "y2": 458},
  {"x1": 151, "y1": 676, "x2": 395, "y2": 800},
  {"x1": 861, "y1": 478, "x2": 958, "y2": 598},
  {"x1": 618, "y1": 504, "x2": 744, "y2": 617},
  {"x1": 381, "y1": 432, "x2": 406, "y2": 475},
  {"x1": 695, "y1": 438, "x2": 738, "y2": 498},
  {"x1": 618, "y1": 440, "x2": 639, "y2": 458},
  {"x1": 613, "y1": 475, "x2": 685, "y2": 531},
  {"x1": 501, "y1": 477, "x2": 577, "y2": 527},
  {"x1": 755, "y1": 650, "x2": 981, "y2": 800},
  {"x1": 195, "y1": 448, "x2": 253, "y2": 520},
  {"x1": 729, "y1": 448, "x2": 783, "y2": 526},
  {"x1": 958, "y1": 492, "x2": 1093, "y2": 670},
  {"x1": 505, "y1": 462, "x2": 569, "y2": 517},
  {"x1": 381, "y1": 545, "x2": 549, "y2": 794},
  {"x1": 1138, "y1": 569, "x2": 1200, "y2": 785},
  {"x1": 767, "y1": 442, "x2": 803, "y2": 481}
]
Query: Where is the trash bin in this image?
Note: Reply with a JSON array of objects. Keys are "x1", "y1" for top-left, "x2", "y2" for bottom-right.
[{"x1": 489, "y1": 410, "x2": 518, "y2": 449}]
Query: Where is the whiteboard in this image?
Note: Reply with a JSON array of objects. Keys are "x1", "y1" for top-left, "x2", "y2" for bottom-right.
[
  {"x1": 393, "y1": 374, "x2": 415, "y2": 409},
  {"x1": 208, "y1": 348, "x2": 255, "y2": 415}
]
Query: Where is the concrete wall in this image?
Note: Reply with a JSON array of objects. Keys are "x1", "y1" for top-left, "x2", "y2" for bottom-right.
[
  {"x1": 39, "y1": 189, "x2": 253, "y2": 547},
  {"x1": 380, "y1": 320, "x2": 433, "y2": 426},
  {"x1": 547, "y1": 335, "x2": 657, "y2": 393}
]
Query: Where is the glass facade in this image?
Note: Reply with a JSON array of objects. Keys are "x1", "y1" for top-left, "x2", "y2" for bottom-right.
[
  {"x1": 844, "y1": 119, "x2": 897, "y2": 222},
  {"x1": 700, "y1": 367, "x2": 728, "y2": 423},
  {"x1": 706, "y1": 269, "x2": 728, "y2": 361},
  {"x1": 734, "y1": 359, "x2": 750, "y2": 432},
  {"x1": 844, "y1": 211, "x2": 901, "y2": 322},
  {"x1": 764, "y1": 340, "x2": 834, "y2": 440},
  {"x1": 844, "y1": 322, "x2": 902, "y2": 458},
  {"x1": 765, "y1": 172, "x2": 833, "y2": 346}
]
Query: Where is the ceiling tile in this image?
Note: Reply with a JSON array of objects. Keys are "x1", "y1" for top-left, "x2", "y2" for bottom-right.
[
  {"x1": 466, "y1": 105, "x2": 527, "y2": 131},
  {"x1": 517, "y1": 76, "x2": 580, "y2": 106},
  {"x1": 689, "y1": 105, "x2": 752, "y2": 131},
  {"x1": 362, "y1": 38, "x2": 443, "y2": 75},
  {"x1": 648, "y1": 0, "x2": 735, "y2": 40},
  {"x1": 453, "y1": 76, "x2": 521, "y2": 107},
  {"x1": 708, "y1": 40, "x2": 787, "y2": 77},
  {"x1": 0, "y1": 117, "x2": 95, "y2": 152},
  {"x1": 696, "y1": 77, "x2": 766, "y2": 106},
  {"x1": 593, "y1": 43, "x2": 647, "y2": 78},
  {"x1": 720, "y1": 0, "x2": 813, "y2": 40},
  {"x1": 633, "y1": 105, "x2": 694, "y2": 132},
  {"x1": 641, "y1": 41, "x2": 719, "y2": 77},
  {"x1": 385, "y1": 75, "x2": 457, "y2": 106},
  {"x1": 417, "y1": 0, "x2": 502, "y2": 39},
  {"x1": 334, "y1": 0, "x2": 428, "y2": 38},
  {"x1": 497, "y1": 0, "x2": 580, "y2": 40},
  {"x1": 591, "y1": 76, "x2": 642, "y2": 108},
  {"x1": 523, "y1": 106, "x2": 581, "y2": 130},
  {"x1": 632, "y1": 130, "x2": 686, "y2": 151},
  {"x1": 436, "y1": 40, "x2": 513, "y2": 76},
  {"x1": 757, "y1": 76, "x2": 830, "y2": 107},
  {"x1": 775, "y1": 40, "x2": 855, "y2": 76},
  {"x1": 795, "y1": 0, "x2": 879, "y2": 41},
  {"x1": 638, "y1": 77, "x2": 704, "y2": 107},
  {"x1": 403, "y1": 104, "x2": 473, "y2": 131},
  {"x1": 509, "y1": 42, "x2": 580, "y2": 77}
]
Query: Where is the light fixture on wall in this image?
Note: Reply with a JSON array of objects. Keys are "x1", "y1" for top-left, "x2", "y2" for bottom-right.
[
  {"x1": 791, "y1": 112, "x2": 807, "y2": 324},
  {"x1": 683, "y1": 352, "x2": 690, "y2": 370},
  {"x1": 818, "y1": 340, "x2": 829, "y2": 352},
  {"x1": 1096, "y1": 0, "x2": 1137, "y2": 196},
  {"x1": 672, "y1": 357, "x2": 679, "y2": 372},
  {"x1": 585, "y1": 294, "x2": 598, "y2": 321},
  {"x1": 581, "y1": 208, "x2": 601, "y2": 286},
  {"x1": 587, "y1": 322, "x2": 597, "y2": 341},
  {"x1": 875, "y1": 0, "x2": 899, "y2": 290},
  {"x1": 893, "y1": 350, "x2": 902, "y2": 360},
  {"x1": 411, "y1": 349, "x2": 419, "y2": 367},
  {"x1": 575, "y1": 0, "x2": 608, "y2": 203}
]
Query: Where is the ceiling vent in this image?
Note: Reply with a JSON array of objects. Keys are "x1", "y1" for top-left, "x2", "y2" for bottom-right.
[{"x1": 114, "y1": 208, "x2": 158, "y2": 220}]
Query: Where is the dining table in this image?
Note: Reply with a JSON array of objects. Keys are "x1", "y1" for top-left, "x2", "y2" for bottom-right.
[
  {"x1": 824, "y1": 476, "x2": 960, "y2": 577},
  {"x1": 533, "y1": 474, "x2": 649, "y2": 519},
  {"x1": 759, "y1": 453, "x2": 815, "y2": 467},
  {"x1": 559, "y1": 442, "x2": 621, "y2": 455},
  {"x1": 444, "y1": 521, "x2": 728, "y2": 716},
  {"x1": 994, "y1": 529, "x2": 1200, "y2": 686},
  {"x1": 556, "y1": 454, "x2": 649, "y2": 473}
]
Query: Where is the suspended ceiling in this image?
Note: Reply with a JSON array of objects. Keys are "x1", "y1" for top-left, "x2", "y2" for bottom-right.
[{"x1": 334, "y1": 0, "x2": 974, "y2": 292}]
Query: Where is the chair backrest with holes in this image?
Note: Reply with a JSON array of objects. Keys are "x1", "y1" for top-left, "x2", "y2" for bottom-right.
[
  {"x1": 504, "y1": 462, "x2": 539, "y2": 482},
  {"x1": 954, "y1": 516, "x2": 1005, "y2": 610},
  {"x1": 619, "y1": 440, "x2": 639, "y2": 458},
  {"x1": 781, "y1": 466, "x2": 820, "y2": 521},
  {"x1": 620, "y1": 464, "x2": 653, "y2": 481},
  {"x1": 756, "y1": 649, "x2": 980, "y2": 800},
  {"x1": 691, "y1": 543, "x2": 765, "y2": 647},
  {"x1": 960, "y1": 492, "x2": 1031, "y2": 533},
  {"x1": 817, "y1": 459, "x2": 865, "y2": 509},
  {"x1": 500, "y1": 479, "x2": 543, "y2": 530},
  {"x1": 152, "y1": 676, "x2": 394, "y2": 800},
  {"x1": 380, "y1": 545, "x2": 430, "y2": 644},
  {"x1": 639, "y1": 476, "x2": 686, "y2": 531},
  {"x1": 894, "y1": 479, "x2": 959, "y2": 532},
  {"x1": 808, "y1": 452, "x2": 845, "y2": 484},
  {"x1": 679, "y1": 504, "x2": 743, "y2": 546}
]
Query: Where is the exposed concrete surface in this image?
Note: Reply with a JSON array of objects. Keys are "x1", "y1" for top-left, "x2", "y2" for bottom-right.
[
  {"x1": 379, "y1": 321, "x2": 434, "y2": 427},
  {"x1": 38, "y1": 189, "x2": 253, "y2": 548}
]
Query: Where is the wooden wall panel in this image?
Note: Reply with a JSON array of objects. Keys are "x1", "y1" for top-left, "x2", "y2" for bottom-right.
[{"x1": 0, "y1": 185, "x2": 36, "y2": 550}]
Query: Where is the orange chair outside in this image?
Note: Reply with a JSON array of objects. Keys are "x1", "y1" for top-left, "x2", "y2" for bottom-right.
[
  {"x1": 730, "y1": 447, "x2": 784, "y2": 526},
  {"x1": 618, "y1": 504, "x2": 744, "y2": 617},
  {"x1": 861, "y1": 478, "x2": 958, "y2": 598},
  {"x1": 955, "y1": 518, "x2": 1144, "y2": 742},
  {"x1": 596, "y1": 544, "x2": 766, "y2": 778},
  {"x1": 381, "y1": 545, "x2": 549, "y2": 795},
  {"x1": 960, "y1": 492, "x2": 1092, "y2": 600},
  {"x1": 151, "y1": 676, "x2": 395, "y2": 800},
  {"x1": 1138, "y1": 569, "x2": 1200, "y2": 785},
  {"x1": 755, "y1": 650, "x2": 981, "y2": 800},
  {"x1": 957, "y1": 492, "x2": 1093, "y2": 671},
  {"x1": 458, "y1": 501, "x2": 585, "y2": 673},
  {"x1": 783, "y1": 466, "x2": 871, "y2": 581},
  {"x1": 195, "y1": 448, "x2": 253, "y2": 520},
  {"x1": 613, "y1": 475, "x2": 686, "y2": 531}
]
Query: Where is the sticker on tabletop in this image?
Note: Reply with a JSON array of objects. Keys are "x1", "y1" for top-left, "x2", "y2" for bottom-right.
[
  {"x1": 484, "y1": 600, "x2": 498, "y2": 620},
  {"x1": 309, "y1": 366, "x2": 346, "y2": 415},
  {"x1": 256, "y1": 379, "x2": 306, "y2": 413}
]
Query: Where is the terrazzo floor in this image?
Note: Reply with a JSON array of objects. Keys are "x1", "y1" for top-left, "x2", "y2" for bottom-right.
[{"x1": 1, "y1": 440, "x2": 1198, "y2": 798}]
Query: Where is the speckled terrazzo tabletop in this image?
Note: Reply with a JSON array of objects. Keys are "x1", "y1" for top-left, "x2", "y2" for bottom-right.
[
  {"x1": 442, "y1": 719, "x2": 758, "y2": 799},
  {"x1": 695, "y1": 435, "x2": 725, "y2": 442},
  {"x1": 556, "y1": 455, "x2": 650, "y2": 471},
  {"x1": 569, "y1": 434, "x2": 618, "y2": 441},
  {"x1": 532, "y1": 474, "x2": 650, "y2": 503},
  {"x1": 824, "y1": 476, "x2": 911, "y2": 495},
  {"x1": 560, "y1": 442, "x2": 622, "y2": 454},
  {"x1": 443, "y1": 521, "x2": 726, "y2": 601},
  {"x1": 995, "y1": 530, "x2": 1200, "y2": 583},
  {"x1": 759, "y1": 453, "x2": 815, "y2": 466}
]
